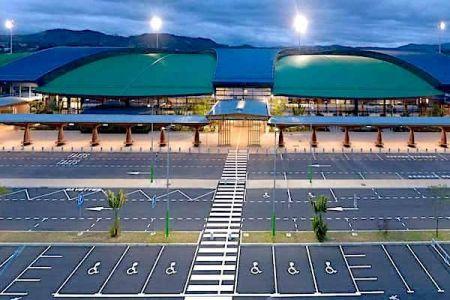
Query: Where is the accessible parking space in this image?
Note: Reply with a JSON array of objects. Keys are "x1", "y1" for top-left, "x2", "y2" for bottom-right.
[
  {"x1": 308, "y1": 245, "x2": 357, "y2": 294},
  {"x1": 237, "y1": 245, "x2": 275, "y2": 294},
  {"x1": 274, "y1": 245, "x2": 316, "y2": 294},
  {"x1": 143, "y1": 245, "x2": 196, "y2": 294}
]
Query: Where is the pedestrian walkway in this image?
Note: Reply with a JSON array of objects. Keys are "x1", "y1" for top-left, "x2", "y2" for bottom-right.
[
  {"x1": 0, "y1": 124, "x2": 448, "y2": 153},
  {"x1": 185, "y1": 149, "x2": 248, "y2": 297}
]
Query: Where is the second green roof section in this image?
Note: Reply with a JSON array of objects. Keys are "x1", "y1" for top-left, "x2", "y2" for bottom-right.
[
  {"x1": 273, "y1": 54, "x2": 442, "y2": 99},
  {"x1": 37, "y1": 52, "x2": 216, "y2": 97}
]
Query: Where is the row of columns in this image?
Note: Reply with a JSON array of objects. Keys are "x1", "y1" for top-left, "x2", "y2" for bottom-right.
[
  {"x1": 18, "y1": 124, "x2": 202, "y2": 148},
  {"x1": 277, "y1": 126, "x2": 448, "y2": 148}
]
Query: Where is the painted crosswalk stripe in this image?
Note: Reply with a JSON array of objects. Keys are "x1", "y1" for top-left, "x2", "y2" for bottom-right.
[{"x1": 186, "y1": 149, "x2": 247, "y2": 296}]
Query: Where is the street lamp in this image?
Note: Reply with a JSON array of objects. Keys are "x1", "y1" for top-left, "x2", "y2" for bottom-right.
[
  {"x1": 272, "y1": 127, "x2": 279, "y2": 237},
  {"x1": 150, "y1": 16, "x2": 162, "y2": 49},
  {"x1": 293, "y1": 14, "x2": 308, "y2": 48},
  {"x1": 162, "y1": 124, "x2": 174, "y2": 238},
  {"x1": 438, "y1": 21, "x2": 446, "y2": 54},
  {"x1": 4, "y1": 19, "x2": 14, "y2": 54}
]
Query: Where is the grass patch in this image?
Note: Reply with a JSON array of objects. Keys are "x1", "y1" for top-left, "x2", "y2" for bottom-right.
[
  {"x1": 242, "y1": 230, "x2": 450, "y2": 244},
  {"x1": 0, "y1": 231, "x2": 199, "y2": 244}
]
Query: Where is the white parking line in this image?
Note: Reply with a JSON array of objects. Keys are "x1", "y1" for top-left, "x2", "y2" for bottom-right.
[
  {"x1": 54, "y1": 246, "x2": 95, "y2": 296},
  {"x1": 1, "y1": 245, "x2": 50, "y2": 294},
  {"x1": 305, "y1": 246, "x2": 319, "y2": 294},
  {"x1": 406, "y1": 244, "x2": 444, "y2": 293},
  {"x1": 140, "y1": 246, "x2": 164, "y2": 294},
  {"x1": 272, "y1": 245, "x2": 278, "y2": 294},
  {"x1": 381, "y1": 245, "x2": 413, "y2": 294},
  {"x1": 98, "y1": 246, "x2": 130, "y2": 294},
  {"x1": 339, "y1": 246, "x2": 360, "y2": 294}
]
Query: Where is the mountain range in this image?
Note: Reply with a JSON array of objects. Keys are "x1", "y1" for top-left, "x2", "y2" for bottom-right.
[{"x1": 0, "y1": 29, "x2": 448, "y2": 53}]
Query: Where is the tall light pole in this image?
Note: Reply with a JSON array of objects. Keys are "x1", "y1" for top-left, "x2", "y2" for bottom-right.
[
  {"x1": 150, "y1": 16, "x2": 162, "y2": 49},
  {"x1": 438, "y1": 21, "x2": 446, "y2": 54},
  {"x1": 272, "y1": 127, "x2": 278, "y2": 237},
  {"x1": 5, "y1": 19, "x2": 14, "y2": 54},
  {"x1": 293, "y1": 14, "x2": 308, "y2": 48},
  {"x1": 163, "y1": 124, "x2": 174, "y2": 238}
]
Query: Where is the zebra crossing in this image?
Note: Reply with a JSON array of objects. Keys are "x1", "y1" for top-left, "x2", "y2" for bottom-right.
[{"x1": 185, "y1": 149, "x2": 248, "y2": 298}]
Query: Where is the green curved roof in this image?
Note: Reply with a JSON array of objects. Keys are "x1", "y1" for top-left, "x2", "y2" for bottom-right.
[
  {"x1": 0, "y1": 52, "x2": 31, "y2": 67},
  {"x1": 37, "y1": 53, "x2": 216, "y2": 97},
  {"x1": 273, "y1": 55, "x2": 442, "y2": 99}
]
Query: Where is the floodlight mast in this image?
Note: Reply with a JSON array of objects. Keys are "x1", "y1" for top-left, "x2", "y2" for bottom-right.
[
  {"x1": 150, "y1": 16, "x2": 162, "y2": 49},
  {"x1": 438, "y1": 21, "x2": 446, "y2": 54},
  {"x1": 5, "y1": 19, "x2": 14, "y2": 54},
  {"x1": 293, "y1": 14, "x2": 308, "y2": 48}
]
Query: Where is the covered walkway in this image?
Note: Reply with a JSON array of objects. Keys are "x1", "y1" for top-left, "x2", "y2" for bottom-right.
[
  {"x1": 0, "y1": 113, "x2": 208, "y2": 148},
  {"x1": 270, "y1": 116, "x2": 450, "y2": 149}
]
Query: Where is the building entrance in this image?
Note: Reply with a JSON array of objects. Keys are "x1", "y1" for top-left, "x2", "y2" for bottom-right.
[{"x1": 217, "y1": 120, "x2": 264, "y2": 147}]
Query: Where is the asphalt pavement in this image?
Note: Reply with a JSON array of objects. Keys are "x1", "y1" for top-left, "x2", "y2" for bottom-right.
[{"x1": 0, "y1": 243, "x2": 448, "y2": 299}]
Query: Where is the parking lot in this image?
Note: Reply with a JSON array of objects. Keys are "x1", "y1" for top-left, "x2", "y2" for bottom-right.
[
  {"x1": 1, "y1": 187, "x2": 450, "y2": 233},
  {"x1": 248, "y1": 152, "x2": 450, "y2": 180},
  {"x1": 0, "y1": 243, "x2": 448, "y2": 299}
]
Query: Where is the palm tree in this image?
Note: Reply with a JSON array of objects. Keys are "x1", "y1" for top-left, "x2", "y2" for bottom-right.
[
  {"x1": 107, "y1": 190, "x2": 127, "y2": 238},
  {"x1": 0, "y1": 186, "x2": 8, "y2": 196},
  {"x1": 311, "y1": 195, "x2": 329, "y2": 242}
]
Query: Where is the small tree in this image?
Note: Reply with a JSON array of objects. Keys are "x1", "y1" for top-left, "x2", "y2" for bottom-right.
[
  {"x1": 429, "y1": 184, "x2": 450, "y2": 237},
  {"x1": 107, "y1": 190, "x2": 127, "y2": 238},
  {"x1": 0, "y1": 186, "x2": 8, "y2": 196},
  {"x1": 311, "y1": 195, "x2": 329, "y2": 242}
]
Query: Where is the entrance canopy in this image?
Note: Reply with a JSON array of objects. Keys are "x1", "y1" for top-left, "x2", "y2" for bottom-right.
[{"x1": 207, "y1": 99, "x2": 270, "y2": 120}]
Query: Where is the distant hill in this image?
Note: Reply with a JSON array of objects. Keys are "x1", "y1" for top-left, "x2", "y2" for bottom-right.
[
  {"x1": 0, "y1": 28, "x2": 448, "y2": 54},
  {"x1": 0, "y1": 29, "x2": 226, "y2": 51}
]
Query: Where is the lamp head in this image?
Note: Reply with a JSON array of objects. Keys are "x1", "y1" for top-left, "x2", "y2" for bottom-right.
[
  {"x1": 293, "y1": 14, "x2": 308, "y2": 34},
  {"x1": 150, "y1": 16, "x2": 162, "y2": 32},
  {"x1": 5, "y1": 19, "x2": 14, "y2": 30}
]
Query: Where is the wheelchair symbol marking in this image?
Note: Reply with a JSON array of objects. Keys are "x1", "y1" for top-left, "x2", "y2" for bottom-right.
[
  {"x1": 165, "y1": 261, "x2": 177, "y2": 275},
  {"x1": 126, "y1": 262, "x2": 138, "y2": 275},
  {"x1": 287, "y1": 261, "x2": 300, "y2": 275},
  {"x1": 250, "y1": 261, "x2": 263, "y2": 275},
  {"x1": 87, "y1": 262, "x2": 100, "y2": 275},
  {"x1": 325, "y1": 261, "x2": 337, "y2": 275}
]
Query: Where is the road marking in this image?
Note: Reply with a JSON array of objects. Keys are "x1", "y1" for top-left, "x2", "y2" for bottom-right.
[
  {"x1": 305, "y1": 246, "x2": 319, "y2": 294},
  {"x1": 329, "y1": 188, "x2": 338, "y2": 202},
  {"x1": 98, "y1": 246, "x2": 130, "y2": 294},
  {"x1": 54, "y1": 246, "x2": 95, "y2": 296},
  {"x1": 358, "y1": 172, "x2": 365, "y2": 180},
  {"x1": 406, "y1": 244, "x2": 444, "y2": 293},
  {"x1": 339, "y1": 246, "x2": 360, "y2": 294},
  {"x1": 375, "y1": 153, "x2": 384, "y2": 160},
  {"x1": 1, "y1": 245, "x2": 50, "y2": 294},
  {"x1": 272, "y1": 245, "x2": 278, "y2": 294},
  {"x1": 381, "y1": 245, "x2": 414, "y2": 294},
  {"x1": 139, "y1": 246, "x2": 164, "y2": 294}
]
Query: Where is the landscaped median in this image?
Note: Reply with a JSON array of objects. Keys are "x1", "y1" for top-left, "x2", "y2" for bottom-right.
[
  {"x1": 242, "y1": 230, "x2": 450, "y2": 244},
  {"x1": 0, "y1": 231, "x2": 200, "y2": 244}
]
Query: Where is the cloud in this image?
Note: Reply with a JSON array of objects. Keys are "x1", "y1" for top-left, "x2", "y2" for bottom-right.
[{"x1": 0, "y1": 0, "x2": 448, "y2": 47}]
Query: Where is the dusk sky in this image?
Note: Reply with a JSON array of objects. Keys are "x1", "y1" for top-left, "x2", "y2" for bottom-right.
[{"x1": 1, "y1": 0, "x2": 449, "y2": 47}]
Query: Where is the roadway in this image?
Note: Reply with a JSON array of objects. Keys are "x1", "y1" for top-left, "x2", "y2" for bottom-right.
[{"x1": 0, "y1": 152, "x2": 448, "y2": 180}]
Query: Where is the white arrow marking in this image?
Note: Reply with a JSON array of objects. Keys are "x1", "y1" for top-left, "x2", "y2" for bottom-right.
[
  {"x1": 127, "y1": 171, "x2": 150, "y2": 175},
  {"x1": 86, "y1": 206, "x2": 112, "y2": 212},
  {"x1": 327, "y1": 207, "x2": 359, "y2": 212},
  {"x1": 308, "y1": 164, "x2": 332, "y2": 168}
]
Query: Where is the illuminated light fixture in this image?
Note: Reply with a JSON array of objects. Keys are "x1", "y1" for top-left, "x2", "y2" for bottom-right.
[
  {"x1": 4, "y1": 19, "x2": 14, "y2": 54},
  {"x1": 293, "y1": 14, "x2": 308, "y2": 35},
  {"x1": 150, "y1": 16, "x2": 162, "y2": 49},
  {"x1": 439, "y1": 21, "x2": 446, "y2": 31}
]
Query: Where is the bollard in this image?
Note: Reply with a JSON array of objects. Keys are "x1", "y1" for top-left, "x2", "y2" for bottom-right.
[
  {"x1": 388, "y1": 148, "x2": 391, "y2": 153},
  {"x1": 304, "y1": 148, "x2": 306, "y2": 153},
  {"x1": 370, "y1": 148, "x2": 372, "y2": 153},
  {"x1": 51, "y1": 146, "x2": 54, "y2": 151},
  {"x1": 81, "y1": 147, "x2": 84, "y2": 152},
  {"x1": 41, "y1": 146, "x2": 44, "y2": 152},
  {"x1": 179, "y1": 147, "x2": 181, "y2": 153},
  {"x1": 360, "y1": 148, "x2": 363, "y2": 153},
  {"x1": 71, "y1": 146, "x2": 74, "y2": 151},
  {"x1": 12, "y1": 146, "x2": 15, "y2": 151},
  {"x1": 140, "y1": 147, "x2": 142, "y2": 152},
  {"x1": 2, "y1": 146, "x2": 4, "y2": 151},
  {"x1": 426, "y1": 148, "x2": 428, "y2": 152},
  {"x1": 351, "y1": 148, "x2": 354, "y2": 153},
  {"x1": 101, "y1": 147, "x2": 103, "y2": 152},
  {"x1": 32, "y1": 146, "x2": 34, "y2": 151}
]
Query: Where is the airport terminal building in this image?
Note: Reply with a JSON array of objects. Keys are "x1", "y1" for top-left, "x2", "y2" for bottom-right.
[{"x1": 0, "y1": 47, "x2": 449, "y2": 147}]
